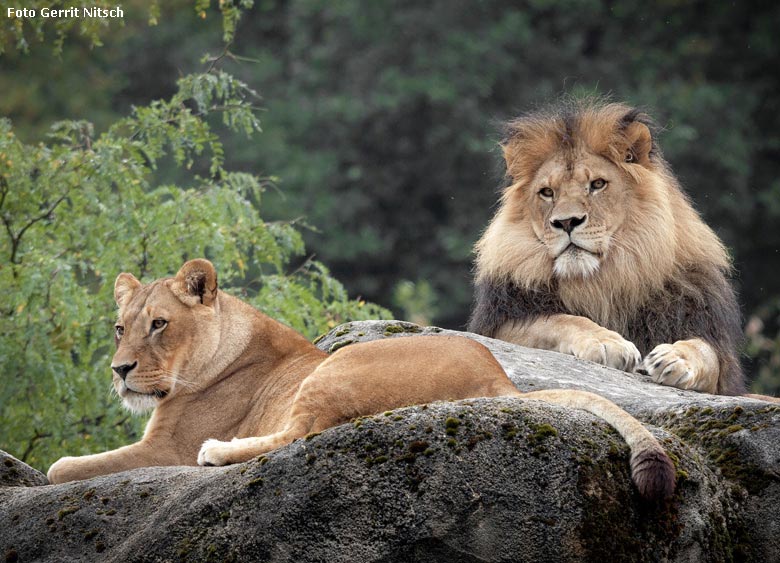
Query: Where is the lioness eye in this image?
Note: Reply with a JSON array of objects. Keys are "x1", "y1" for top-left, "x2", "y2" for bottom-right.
[
  {"x1": 538, "y1": 187, "x2": 554, "y2": 199},
  {"x1": 115, "y1": 325, "x2": 124, "y2": 338},
  {"x1": 590, "y1": 178, "x2": 607, "y2": 191},
  {"x1": 151, "y1": 318, "x2": 167, "y2": 331},
  {"x1": 625, "y1": 151, "x2": 635, "y2": 163}
]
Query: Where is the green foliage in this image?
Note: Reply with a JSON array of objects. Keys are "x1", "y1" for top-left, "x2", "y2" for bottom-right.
[
  {"x1": 0, "y1": 0, "x2": 253, "y2": 54},
  {"x1": 0, "y1": 69, "x2": 389, "y2": 470},
  {"x1": 393, "y1": 280, "x2": 438, "y2": 327},
  {"x1": 0, "y1": 0, "x2": 122, "y2": 55}
]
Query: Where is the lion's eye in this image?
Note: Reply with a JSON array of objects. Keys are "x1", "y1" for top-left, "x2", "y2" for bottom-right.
[
  {"x1": 590, "y1": 178, "x2": 607, "y2": 191},
  {"x1": 625, "y1": 151, "x2": 635, "y2": 163},
  {"x1": 538, "y1": 187, "x2": 554, "y2": 199},
  {"x1": 151, "y1": 318, "x2": 167, "y2": 331},
  {"x1": 115, "y1": 325, "x2": 124, "y2": 339}
]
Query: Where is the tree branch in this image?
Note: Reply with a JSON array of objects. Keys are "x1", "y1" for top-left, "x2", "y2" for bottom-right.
[{"x1": 19, "y1": 429, "x2": 52, "y2": 463}]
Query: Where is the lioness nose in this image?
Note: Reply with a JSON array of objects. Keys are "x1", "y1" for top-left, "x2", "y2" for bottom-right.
[
  {"x1": 551, "y1": 215, "x2": 587, "y2": 234},
  {"x1": 112, "y1": 361, "x2": 138, "y2": 381}
]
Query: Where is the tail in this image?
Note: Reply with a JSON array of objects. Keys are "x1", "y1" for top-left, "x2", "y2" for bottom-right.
[{"x1": 516, "y1": 389, "x2": 675, "y2": 501}]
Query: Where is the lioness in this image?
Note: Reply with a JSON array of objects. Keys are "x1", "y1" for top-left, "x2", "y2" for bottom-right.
[
  {"x1": 469, "y1": 99, "x2": 746, "y2": 396},
  {"x1": 47, "y1": 259, "x2": 674, "y2": 499}
]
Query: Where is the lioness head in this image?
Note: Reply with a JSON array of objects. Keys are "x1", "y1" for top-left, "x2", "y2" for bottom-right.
[
  {"x1": 475, "y1": 99, "x2": 692, "y2": 298},
  {"x1": 111, "y1": 259, "x2": 220, "y2": 412}
]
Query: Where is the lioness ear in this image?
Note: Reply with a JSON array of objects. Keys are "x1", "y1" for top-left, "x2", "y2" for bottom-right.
[
  {"x1": 622, "y1": 120, "x2": 653, "y2": 167},
  {"x1": 171, "y1": 259, "x2": 218, "y2": 307},
  {"x1": 114, "y1": 273, "x2": 142, "y2": 308}
]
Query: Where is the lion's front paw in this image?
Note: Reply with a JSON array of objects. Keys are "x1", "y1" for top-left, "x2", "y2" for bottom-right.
[
  {"x1": 568, "y1": 330, "x2": 641, "y2": 371},
  {"x1": 197, "y1": 439, "x2": 234, "y2": 467},
  {"x1": 637, "y1": 341, "x2": 717, "y2": 393}
]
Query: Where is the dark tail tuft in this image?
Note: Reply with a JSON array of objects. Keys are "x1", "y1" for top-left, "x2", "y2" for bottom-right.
[{"x1": 630, "y1": 447, "x2": 676, "y2": 501}]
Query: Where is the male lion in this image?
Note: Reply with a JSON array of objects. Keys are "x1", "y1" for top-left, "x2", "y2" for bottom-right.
[
  {"x1": 468, "y1": 99, "x2": 744, "y2": 396},
  {"x1": 47, "y1": 259, "x2": 675, "y2": 499}
]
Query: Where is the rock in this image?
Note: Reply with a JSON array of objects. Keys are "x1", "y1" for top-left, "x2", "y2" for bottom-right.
[
  {"x1": 0, "y1": 451, "x2": 47, "y2": 488},
  {"x1": 1, "y1": 321, "x2": 778, "y2": 562}
]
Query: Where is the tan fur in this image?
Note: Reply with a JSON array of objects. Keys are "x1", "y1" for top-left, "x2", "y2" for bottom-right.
[
  {"x1": 47, "y1": 259, "x2": 675, "y2": 499},
  {"x1": 473, "y1": 100, "x2": 739, "y2": 393},
  {"x1": 495, "y1": 315, "x2": 640, "y2": 371}
]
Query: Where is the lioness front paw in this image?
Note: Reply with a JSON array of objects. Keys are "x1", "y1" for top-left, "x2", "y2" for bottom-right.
[
  {"x1": 47, "y1": 457, "x2": 78, "y2": 485},
  {"x1": 197, "y1": 439, "x2": 233, "y2": 467},
  {"x1": 568, "y1": 330, "x2": 641, "y2": 371},
  {"x1": 637, "y1": 341, "x2": 717, "y2": 394}
]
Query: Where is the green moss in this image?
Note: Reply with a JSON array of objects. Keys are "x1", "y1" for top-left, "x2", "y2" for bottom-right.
[
  {"x1": 84, "y1": 529, "x2": 98, "y2": 541},
  {"x1": 446, "y1": 438, "x2": 457, "y2": 448},
  {"x1": 104, "y1": 509, "x2": 116, "y2": 516},
  {"x1": 329, "y1": 339, "x2": 355, "y2": 353},
  {"x1": 332, "y1": 327, "x2": 352, "y2": 337},
  {"x1": 651, "y1": 406, "x2": 776, "y2": 495},
  {"x1": 576, "y1": 455, "x2": 593, "y2": 466},
  {"x1": 525, "y1": 422, "x2": 558, "y2": 446},
  {"x1": 382, "y1": 323, "x2": 423, "y2": 335},
  {"x1": 501, "y1": 422, "x2": 518, "y2": 439},
  {"x1": 246, "y1": 477, "x2": 264, "y2": 488},
  {"x1": 444, "y1": 417, "x2": 461, "y2": 432},
  {"x1": 57, "y1": 505, "x2": 80, "y2": 520},
  {"x1": 312, "y1": 333, "x2": 326, "y2": 345}
]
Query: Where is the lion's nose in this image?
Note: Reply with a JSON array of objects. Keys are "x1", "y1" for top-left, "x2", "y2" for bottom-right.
[
  {"x1": 551, "y1": 215, "x2": 587, "y2": 234},
  {"x1": 112, "y1": 361, "x2": 138, "y2": 381}
]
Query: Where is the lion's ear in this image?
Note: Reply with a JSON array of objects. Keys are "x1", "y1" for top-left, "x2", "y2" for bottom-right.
[
  {"x1": 623, "y1": 121, "x2": 653, "y2": 167},
  {"x1": 171, "y1": 259, "x2": 218, "y2": 307},
  {"x1": 114, "y1": 273, "x2": 142, "y2": 308}
]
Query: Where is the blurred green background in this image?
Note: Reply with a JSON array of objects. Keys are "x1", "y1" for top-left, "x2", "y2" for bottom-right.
[{"x1": 2, "y1": 0, "x2": 779, "y2": 468}]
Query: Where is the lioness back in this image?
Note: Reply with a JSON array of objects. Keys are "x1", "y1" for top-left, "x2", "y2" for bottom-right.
[{"x1": 313, "y1": 336, "x2": 518, "y2": 418}]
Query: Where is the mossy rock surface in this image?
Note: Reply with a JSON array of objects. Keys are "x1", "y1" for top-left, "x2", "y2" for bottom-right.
[
  {"x1": 0, "y1": 451, "x2": 47, "y2": 488},
  {"x1": 1, "y1": 321, "x2": 778, "y2": 562}
]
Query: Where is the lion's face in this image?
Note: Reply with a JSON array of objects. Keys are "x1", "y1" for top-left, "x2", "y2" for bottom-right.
[
  {"x1": 475, "y1": 102, "x2": 685, "y2": 299},
  {"x1": 526, "y1": 151, "x2": 631, "y2": 279},
  {"x1": 111, "y1": 260, "x2": 220, "y2": 412}
]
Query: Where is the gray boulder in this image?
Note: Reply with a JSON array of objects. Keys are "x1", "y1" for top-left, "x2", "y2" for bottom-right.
[{"x1": 1, "y1": 321, "x2": 777, "y2": 562}]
